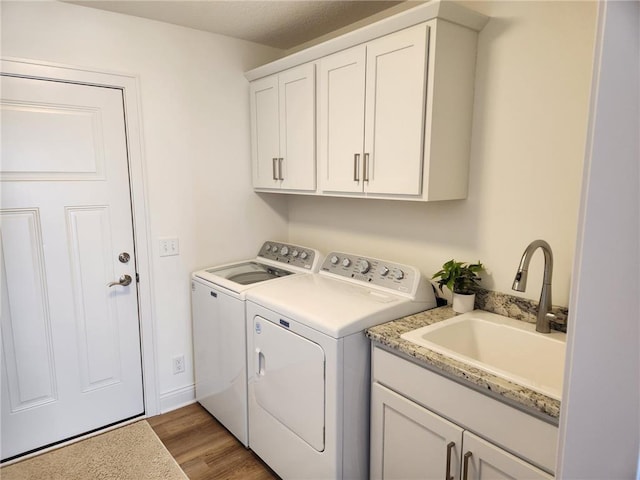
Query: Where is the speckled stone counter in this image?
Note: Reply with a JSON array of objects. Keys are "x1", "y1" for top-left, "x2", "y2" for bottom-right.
[{"x1": 366, "y1": 302, "x2": 564, "y2": 422}]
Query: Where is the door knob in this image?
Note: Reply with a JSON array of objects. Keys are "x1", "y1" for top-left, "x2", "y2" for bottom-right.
[{"x1": 108, "y1": 274, "x2": 132, "y2": 287}]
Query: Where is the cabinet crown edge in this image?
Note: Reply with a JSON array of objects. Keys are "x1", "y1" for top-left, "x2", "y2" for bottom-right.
[{"x1": 244, "y1": 0, "x2": 488, "y2": 81}]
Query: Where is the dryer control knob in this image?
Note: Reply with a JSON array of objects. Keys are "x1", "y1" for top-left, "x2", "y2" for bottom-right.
[
  {"x1": 271, "y1": 245, "x2": 278, "y2": 252},
  {"x1": 292, "y1": 249, "x2": 299, "y2": 258},
  {"x1": 280, "y1": 246, "x2": 289, "y2": 256},
  {"x1": 358, "y1": 260, "x2": 371, "y2": 274},
  {"x1": 394, "y1": 269, "x2": 405, "y2": 280},
  {"x1": 342, "y1": 258, "x2": 351, "y2": 267},
  {"x1": 264, "y1": 244, "x2": 271, "y2": 251},
  {"x1": 379, "y1": 266, "x2": 390, "y2": 276},
  {"x1": 330, "y1": 255, "x2": 340, "y2": 265},
  {"x1": 300, "y1": 251, "x2": 308, "y2": 260}
]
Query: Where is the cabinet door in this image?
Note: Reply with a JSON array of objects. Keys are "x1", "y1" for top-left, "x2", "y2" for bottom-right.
[
  {"x1": 318, "y1": 45, "x2": 366, "y2": 193},
  {"x1": 279, "y1": 63, "x2": 316, "y2": 191},
  {"x1": 371, "y1": 383, "x2": 463, "y2": 480},
  {"x1": 461, "y1": 431, "x2": 553, "y2": 480},
  {"x1": 364, "y1": 24, "x2": 428, "y2": 196},
  {"x1": 250, "y1": 74, "x2": 280, "y2": 189}
]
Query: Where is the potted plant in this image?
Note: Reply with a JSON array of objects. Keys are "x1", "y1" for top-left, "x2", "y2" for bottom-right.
[{"x1": 432, "y1": 259, "x2": 484, "y2": 313}]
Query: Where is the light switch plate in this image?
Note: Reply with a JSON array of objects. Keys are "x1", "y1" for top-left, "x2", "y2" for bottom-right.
[{"x1": 159, "y1": 237, "x2": 179, "y2": 256}]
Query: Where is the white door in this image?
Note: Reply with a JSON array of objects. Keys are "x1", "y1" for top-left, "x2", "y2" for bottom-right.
[
  {"x1": 0, "y1": 75, "x2": 144, "y2": 460},
  {"x1": 250, "y1": 74, "x2": 280, "y2": 189},
  {"x1": 364, "y1": 24, "x2": 428, "y2": 195},
  {"x1": 252, "y1": 315, "x2": 325, "y2": 452},
  {"x1": 461, "y1": 431, "x2": 553, "y2": 480},
  {"x1": 318, "y1": 45, "x2": 367, "y2": 193},
  {"x1": 370, "y1": 383, "x2": 463, "y2": 480},
  {"x1": 278, "y1": 63, "x2": 316, "y2": 191}
]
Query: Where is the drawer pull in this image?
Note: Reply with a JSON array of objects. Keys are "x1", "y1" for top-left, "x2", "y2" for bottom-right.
[
  {"x1": 353, "y1": 153, "x2": 360, "y2": 182},
  {"x1": 462, "y1": 451, "x2": 472, "y2": 480},
  {"x1": 445, "y1": 441, "x2": 455, "y2": 480}
]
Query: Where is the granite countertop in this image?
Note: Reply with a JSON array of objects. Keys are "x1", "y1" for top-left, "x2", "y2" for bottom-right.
[{"x1": 366, "y1": 305, "x2": 562, "y2": 421}]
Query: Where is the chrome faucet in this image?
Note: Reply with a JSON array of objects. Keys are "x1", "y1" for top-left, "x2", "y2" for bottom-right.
[{"x1": 512, "y1": 240, "x2": 556, "y2": 333}]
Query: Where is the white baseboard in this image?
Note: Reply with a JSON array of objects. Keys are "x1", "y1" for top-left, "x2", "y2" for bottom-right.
[{"x1": 158, "y1": 384, "x2": 196, "y2": 414}]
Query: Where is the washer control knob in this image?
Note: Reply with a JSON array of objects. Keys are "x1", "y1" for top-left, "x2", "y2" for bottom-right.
[
  {"x1": 358, "y1": 260, "x2": 371, "y2": 274},
  {"x1": 342, "y1": 258, "x2": 351, "y2": 268},
  {"x1": 300, "y1": 251, "x2": 308, "y2": 260},
  {"x1": 271, "y1": 245, "x2": 278, "y2": 252},
  {"x1": 280, "y1": 246, "x2": 289, "y2": 256},
  {"x1": 264, "y1": 244, "x2": 271, "y2": 252},
  {"x1": 394, "y1": 269, "x2": 405, "y2": 280},
  {"x1": 292, "y1": 249, "x2": 299, "y2": 258},
  {"x1": 379, "y1": 266, "x2": 390, "y2": 276},
  {"x1": 330, "y1": 255, "x2": 340, "y2": 265}
]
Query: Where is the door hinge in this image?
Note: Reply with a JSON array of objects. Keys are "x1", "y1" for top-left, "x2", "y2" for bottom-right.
[{"x1": 136, "y1": 273, "x2": 140, "y2": 283}]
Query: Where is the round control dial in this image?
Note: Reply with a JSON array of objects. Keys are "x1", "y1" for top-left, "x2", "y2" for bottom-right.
[
  {"x1": 358, "y1": 260, "x2": 371, "y2": 274},
  {"x1": 292, "y1": 250, "x2": 299, "y2": 258},
  {"x1": 342, "y1": 258, "x2": 351, "y2": 267},
  {"x1": 379, "y1": 266, "x2": 390, "y2": 276},
  {"x1": 280, "y1": 246, "x2": 289, "y2": 256},
  {"x1": 330, "y1": 255, "x2": 340, "y2": 265},
  {"x1": 271, "y1": 245, "x2": 278, "y2": 253},
  {"x1": 393, "y1": 269, "x2": 405, "y2": 280},
  {"x1": 300, "y1": 251, "x2": 308, "y2": 260}
]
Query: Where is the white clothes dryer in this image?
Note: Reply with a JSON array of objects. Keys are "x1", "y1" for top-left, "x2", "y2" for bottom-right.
[
  {"x1": 245, "y1": 252, "x2": 437, "y2": 478},
  {"x1": 191, "y1": 241, "x2": 321, "y2": 446}
]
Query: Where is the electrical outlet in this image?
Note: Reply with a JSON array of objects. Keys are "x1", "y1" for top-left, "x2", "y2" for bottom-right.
[
  {"x1": 172, "y1": 355, "x2": 185, "y2": 374},
  {"x1": 159, "y1": 237, "x2": 179, "y2": 257}
]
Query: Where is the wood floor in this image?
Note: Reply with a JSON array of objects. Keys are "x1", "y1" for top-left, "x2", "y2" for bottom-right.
[{"x1": 148, "y1": 403, "x2": 279, "y2": 480}]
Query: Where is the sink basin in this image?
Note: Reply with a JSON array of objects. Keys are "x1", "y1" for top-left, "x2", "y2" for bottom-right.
[{"x1": 400, "y1": 310, "x2": 566, "y2": 400}]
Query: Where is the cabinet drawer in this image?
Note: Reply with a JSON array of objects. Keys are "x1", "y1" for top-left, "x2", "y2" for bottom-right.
[{"x1": 372, "y1": 346, "x2": 558, "y2": 474}]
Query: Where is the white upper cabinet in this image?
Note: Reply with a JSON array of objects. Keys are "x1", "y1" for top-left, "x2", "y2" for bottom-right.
[
  {"x1": 246, "y1": 1, "x2": 488, "y2": 201},
  {"x1": 250, "y1": 63, "x2": 316, "y2": 191},
  {"x1": 318, "y1": 24, "x2": 428, "y2": 196}
]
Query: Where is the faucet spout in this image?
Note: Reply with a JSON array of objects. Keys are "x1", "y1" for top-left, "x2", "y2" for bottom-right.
[{"x1": 512, "y1": 239, "x2": 555, "y2": 333}]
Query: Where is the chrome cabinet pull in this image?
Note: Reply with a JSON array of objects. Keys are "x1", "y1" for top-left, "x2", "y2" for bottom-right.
[
  {"x1": 353, "y1": 153, "x2": 360, "y2": 182},
  {"x1": 278, "y1": 157, "x2": 284, "y2": 180},
  {"x1": 462, "y1": 451, "x2": 472, "y2": 480},
  {"x1": 272, "y1": 157, "x2": 278, "y2": 180},
  {"x1": 108, "y1": 274, "x2": 132, "y2": 287},
  {"x1": 445, "y1": 441, "x2": 455, "y2": 480},
  {"x1": 364, "y1": 152, "x2": 370, "y2": 182}
]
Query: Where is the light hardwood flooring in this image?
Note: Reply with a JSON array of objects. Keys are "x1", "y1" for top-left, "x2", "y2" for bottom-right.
[{"x1": 148, "y1": 403, "x2": 279, "y2": 480}]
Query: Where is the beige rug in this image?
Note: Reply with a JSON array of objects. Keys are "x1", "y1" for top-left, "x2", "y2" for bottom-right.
[{"x1": 1, "y1": 420, "x2": 188, "y2": 480}]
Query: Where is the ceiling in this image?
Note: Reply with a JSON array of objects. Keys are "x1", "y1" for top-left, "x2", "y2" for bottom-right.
[{"x1": 69, "y1": 1, "x2": 408, "y2": 51}]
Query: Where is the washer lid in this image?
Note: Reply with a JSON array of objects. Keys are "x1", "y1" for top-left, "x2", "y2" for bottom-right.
[{"x1": 194, "y1": 261, "x2": 294, "y2": 292}]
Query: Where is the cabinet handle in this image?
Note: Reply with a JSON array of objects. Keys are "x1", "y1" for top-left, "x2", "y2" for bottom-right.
[
  {"x1": 272, "y1": 157, "x2": 278, "y2": 180},
  {"x1": 364, "y1": 152, "x2": 370, "y2": 182},
  {"x1": 445, "y1": 441, "x2": 455, "y2": 480},
  {"x1": 278, "y1": 157, "x2": 284, "y2": 180},
  {"x1": 353, "y1": 153, "x2": 360, "y2": 182},
  {"x1": 462, "y1": 451, "x2": 472, "y2": 480}
]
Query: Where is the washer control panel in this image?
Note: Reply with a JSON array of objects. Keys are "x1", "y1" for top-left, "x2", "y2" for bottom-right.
[
  {"x1": 258, "y1": 241, "x2": 317, "y2": 270},
  {"x1": 321, "y1": 252, "x2": 420, "y2": 294}
]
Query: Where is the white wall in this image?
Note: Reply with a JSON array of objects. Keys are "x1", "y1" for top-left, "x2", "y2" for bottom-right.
[
  {"x1": 288, "y1": 1, "x2": 597, "y2": 307},
  {"x1": 557, "y1": 1, "x2": 640, "y2": 477},
  {"x1": 1, "y1": 0, "x2": 289, "y2": 411}
]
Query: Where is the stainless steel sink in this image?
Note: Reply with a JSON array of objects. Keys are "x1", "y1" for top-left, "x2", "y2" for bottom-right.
[{"x1": 400, "y1": 310, "x2": 567, "y2": 400}]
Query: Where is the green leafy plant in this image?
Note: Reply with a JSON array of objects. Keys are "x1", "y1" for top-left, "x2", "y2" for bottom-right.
[{"x1": 432, "y1": 259, "x2": 484, "y2": 295}]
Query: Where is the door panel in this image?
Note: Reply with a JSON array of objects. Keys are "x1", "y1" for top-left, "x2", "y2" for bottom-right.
[
  {"x1": 364, "y1": 24, "x2": 428, "y2": 195},
  {"x1": 318, "y1": 46, "x2": 366, "y2": 193},
  {"x1": 250, "y1": 75, "x2": 280, "y2": 189},
  {"x1": 252, "y1": 315, "x2": 325, "y2": 452},
  {"x1": 0, "y1": 75, "x2": 143, "y2": 460},
  {"x1": 371, "y1": 383, "x2": 463, "y2": 480},
  {"x1": 279, "y1": 63, "x2": 316, "y2": 191}
]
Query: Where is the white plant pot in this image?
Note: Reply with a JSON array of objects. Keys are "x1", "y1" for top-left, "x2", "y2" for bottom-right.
[{"x1": 452, "y1": 293, "x2": 475, "y2": 313}]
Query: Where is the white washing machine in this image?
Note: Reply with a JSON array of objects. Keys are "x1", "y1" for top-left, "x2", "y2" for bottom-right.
[
  {"x1": 245, "y1": 252, "x2": 437, "y2": 478},
  {"x1": 191, "y1": 241, "x2": 321, "y2": 447}
]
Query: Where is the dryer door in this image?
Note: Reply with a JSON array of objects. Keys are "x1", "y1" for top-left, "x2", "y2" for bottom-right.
[{"x1": 252, "y1": 316, "x2": 325, "y2": 451}]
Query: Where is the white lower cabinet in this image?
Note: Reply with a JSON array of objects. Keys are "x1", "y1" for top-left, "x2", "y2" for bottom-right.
[{"x1": 371, "y1": 347, "x2": 557, "y2": 480}]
